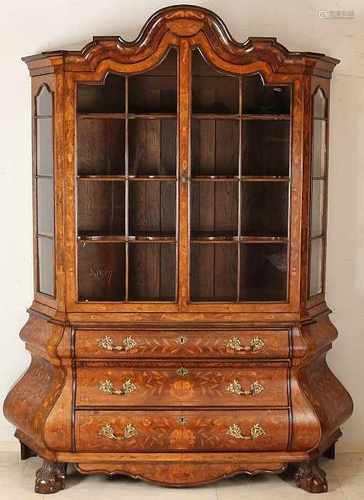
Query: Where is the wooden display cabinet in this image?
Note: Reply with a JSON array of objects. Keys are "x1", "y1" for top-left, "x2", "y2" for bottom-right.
[{"x1": 4, "y1": 5, "x2": 352, "y2": 494}]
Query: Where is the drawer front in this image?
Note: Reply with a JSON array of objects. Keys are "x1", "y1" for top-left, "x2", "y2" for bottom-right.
[
  {"x1": 75, "y1": 329, "x2": 289, "y2": 359},
  {"x1": 75, "y1": 409, "x2": 289, "y2": 452},
  {"x1": 76, "y1": 366, "x2": 288, "y2": 407}
]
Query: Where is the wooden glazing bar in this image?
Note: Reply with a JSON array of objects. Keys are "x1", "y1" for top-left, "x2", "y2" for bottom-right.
[
  {"x1": 237, "y1": 77, "x2": 243, "y2": 302},
  {"x1": 124, "y1": 76, "x2": 129, "y2": 301}
]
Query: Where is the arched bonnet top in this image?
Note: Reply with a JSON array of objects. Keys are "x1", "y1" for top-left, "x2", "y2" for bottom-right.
[{"x1": 22, "y1": 5, "x2": 339, "y2": 79}]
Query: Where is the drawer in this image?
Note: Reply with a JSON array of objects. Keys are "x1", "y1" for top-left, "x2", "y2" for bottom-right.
[
  {"x1": 76, "y1": 365, "x2": 288, "y2": 407},
  {"x1": 75, "y1": 329, "x2": 290, "y2": 359},
  {"x1": 75, "y1": 409, "x2": 289, "y2": 452}
]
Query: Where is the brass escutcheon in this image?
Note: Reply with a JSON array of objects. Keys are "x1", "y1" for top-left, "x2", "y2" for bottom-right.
[
  {"x1": 176, "y1": 335, "x2": 188, "y2": 345},
  {"x1": 176, "y1": 367, "x2": 189, "y2": 377},
  {"x1": 177, "y1": 416, "x2": 188, "y2": 425}
]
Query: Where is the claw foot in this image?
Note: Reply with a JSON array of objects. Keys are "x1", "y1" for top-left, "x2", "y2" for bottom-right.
[
  {"x1": 35, "y1": 460, "x2": 67, "y2": 494},
  {"x1": 295, "y1": 459, "x2": 328, "y2": 493}
]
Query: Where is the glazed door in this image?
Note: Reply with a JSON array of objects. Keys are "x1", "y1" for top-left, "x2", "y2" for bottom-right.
[
  {"x1": 184, "y1": 48, "x2": 293, "y2": 310},
  {"x1": 73, "y1": 43, "x2": 297, "y2": 312},
  {"x1": 76, "y1": 50, "x2": 179, "y2": 306}
]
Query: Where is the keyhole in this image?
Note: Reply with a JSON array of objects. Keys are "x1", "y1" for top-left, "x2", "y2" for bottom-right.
[
  {"x1": 176, "y1": 336, "x2": 188, "y2": 345},
  {"x1": 177, "y1": 416, "x2": 188, "y2": 425}
]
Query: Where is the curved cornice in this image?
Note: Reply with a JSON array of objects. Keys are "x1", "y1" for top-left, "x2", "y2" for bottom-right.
[{"x1": 22, "y1": 5, "x2": 339, "y2": 78}]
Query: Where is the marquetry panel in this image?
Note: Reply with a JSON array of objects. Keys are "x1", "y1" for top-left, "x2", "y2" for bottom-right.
[
  {"x1": 75, "y1": 329, "x2": 290, "y2": 359},
  {"x1": 75, "y1": 409, "x2": 289, "y2": 452},
  {"x1": 76, "y1": 365, "x2": 288, "y2": 407}
]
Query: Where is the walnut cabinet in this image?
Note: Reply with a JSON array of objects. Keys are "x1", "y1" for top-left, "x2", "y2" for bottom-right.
[{"x1": 4, "y1": 6, "x2": 353, "y2": 494}]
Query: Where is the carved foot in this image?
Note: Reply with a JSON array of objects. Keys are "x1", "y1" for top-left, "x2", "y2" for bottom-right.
[
  {"x1": 35, "y1": 460, "x2": 67, "y2": 494},
  {"x1": 20, "y1": 441, "x2": 36, "y2": 460},
  {"x1": 295, "y1": 459, "x2": 328, "y2": 493}
]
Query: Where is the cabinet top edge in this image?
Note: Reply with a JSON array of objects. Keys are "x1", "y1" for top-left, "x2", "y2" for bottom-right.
[{"x1": 21, "y1": 5, "x2": 339, "y2": 76}]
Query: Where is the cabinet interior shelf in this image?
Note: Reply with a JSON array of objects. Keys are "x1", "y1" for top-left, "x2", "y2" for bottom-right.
[
  {"x1": 192, "y1": 113, "x2": 290, "y2": 121},
  {"x1": 191, "y1": 175, "x2": 290, "y2": 182},
  {"x1": 191, "y1": 235, "x2": 288, "y2": 244},
  {"x1": 78, "y1": 234, "x2": 287, "y2": 244},
  {"x1": 77, "y1": 175, "x2": 289, "y2": 182},
  {"x1": 77, "y1": 112, "x2": 290, "y2": 121},
  {"x1": 78, "y1": 234, "x2": 176, "y2": 243},
  {"x1": 77, "y1": 112, "x2": 177, "y2": 120},
  {"x1": 78, "y1": 175, "x2": 177, "y2": 181}
]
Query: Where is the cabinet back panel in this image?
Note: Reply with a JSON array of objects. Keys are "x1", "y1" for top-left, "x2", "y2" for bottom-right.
[
  {"x1": 190, "y1": 243, "x2": 238, "y2": 301},
  {"x1": 77, "y1": 118, "x2": 125, "y2": 175},
  {"x1": 129, "y1": 119, "x2": 176, "y2": 176},
  {"x1": 129, "y1": 181, "x2": 176, "y2": 236},
  {"x1": 191, "y1": 120, "x2": 239, "y2": 176},
  {"x1": 78, "y1": 181, "x2": 125, "y2": 235},
  {"x1": 129, "y1": 244, "x2": 176, "y2": 301},
  {"x1": 77, "y1": 243, "x2": 125, "y2": 301},
  {"x1": 191, "y1": 181, "x2": 238, "y2": 236},
  {"x1": 77, "y1": 73, "x2": 125, "y2": 113},
  {"x1": 240, "y1": 244, "x2": 288, "y2": 301}
]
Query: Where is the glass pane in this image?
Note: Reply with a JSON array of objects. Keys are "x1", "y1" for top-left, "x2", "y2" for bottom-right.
[
  {"x1": 77, "y1": 118, "x2": 125, "y2": 175},
  {"x1": 243, "y1": 75, "x2": 291, "y2": 115},
  {"x1": 37, "y1": 118, "x2": 53, "y2": 175},
  {"x1": 129, "y1": 119, "x2": 176, "y2": 176},
  {"x1": 191, "y1": 181, "x2": 238, "y2": 237},
  {"x1": 241, "y1": 182, "x2": 289, "y2": 237},
  {"x1": 192, "y1": 50, "x2": 239, "y2": 114},
  {"x1": 313, "y1": 88, "x2": 327, "y2": 119},
  {"x1": 310, "y1": 237, "x2": 323, "y2": 296},
  {"x1": 312, "y1": 119, "x2": 326, "y2": 177},
  {"x1": 242, "y1": 121, "x2": 290, "y2": 176},
  {"x1": 240, "y1": 243, "x2": 287, "y2": 301},
  {"x1": 38, "y1": 236, "x2": 54, "y2": 295},
  {"x1": 77, "y1": 73, "x2": 125, "y2": 113},
  {"x1": 191, "y1": 119, "x2": 239, "y2": 176},
  {"x1": 190, "y1": 243, "x2": 238, "y2": 301},
  {"x1": 311, "y1": 179, "x2": 325, "y2": 237},
  {"x1": 78, "y1": 243, "x2": 125, "y2": 301},
  {"x1": 129, "y1": 244, "x2": 175, "y2": 300},
  {"x1": 78, "y1": 181, "x2": 125, "y2": 236},
  {"x1": 129, "y1": 50, "x2": 177, "y2": 113},
  {"x1": 37, "y1": 177, "x2": 54, "y2": 236},
  {"x1": 36, "y1": 86, "x2": 53, "y2": 116},
  {"x1": 129, "y1": 181, "x2": 176, "y2": 237}
]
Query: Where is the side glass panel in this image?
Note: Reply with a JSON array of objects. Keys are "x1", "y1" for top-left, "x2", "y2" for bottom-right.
[
  {"x1": 35, "y1": 85, "x2": 55, "y2": 296},
  {"x1": 189, "y1": 50, "x2": 291, "y2": 302},
  {"x1": 76, "y1": 50, "x2": 178, "y2": 302},
  {"x1": 309, "y1": 88, "x2": 327, "y2": 296}
]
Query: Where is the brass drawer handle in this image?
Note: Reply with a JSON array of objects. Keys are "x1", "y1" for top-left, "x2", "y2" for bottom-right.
[
  {"x1": 226, "y1": 336, "x2": 265, "y2": 353},
  {"x1": 227, "y1": 380, "x2": 264, "y2": 396},
  {"x1": 97, "y1": 335, "x2": 137, "y2": 352},
  {"x1": 99, "y1": 423, "x2": 137, "y2": 441},
  {"x1": 227, "y1": 423, "x2": 265, "y2": 440},
  {"x1": 99, "y1": 378, "x2": 136, "y2": 396}
]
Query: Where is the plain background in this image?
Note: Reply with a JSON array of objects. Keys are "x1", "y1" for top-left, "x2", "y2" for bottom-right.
[{"x1": 0, "y1": 0, "x2": 363, "y2": 451}]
